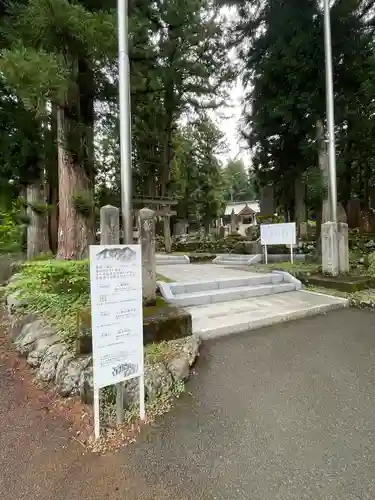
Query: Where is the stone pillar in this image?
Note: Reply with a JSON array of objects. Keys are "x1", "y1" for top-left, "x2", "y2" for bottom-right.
[
  {"x1": 369, "y1": 187, "x2": 375, "y2": 209},
  {"x1": 322, "y1": 222, "x2": 339, "y2": 276},
  {"x1": 163, "y1": 215, "x2": 172, "y2": 253},
  {"x1": 338, "y1": 222, "x2": 349, "y2": 273},
  {"x1": 137, "y1": 207, "x2": 156, "y2": 306},
  {"x1": 322, "y1": 200, "x2": 347, "y2": 224},
  {"x1": 259, "y1": 186, "x2": 275, "y2": 216},
  {"x1": 347, "y1": 199, "x2": 361, "y2": 229},
  {"x1": 230, "y1": 209, "x2": 237, "y2": 233},
  {"x1": 215, "y1": 218, "x2": 221, "y2": 236},
  {"x1": 100, "y1": 205, "x2": 119, "y2": 245}
]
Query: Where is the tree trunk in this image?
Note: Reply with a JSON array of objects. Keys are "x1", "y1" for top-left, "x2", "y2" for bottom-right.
[
  {"x1": 26, "y1": 180, "x2": 49, "y2": 259},
  {"x1": 47, "y1": 104, "x2": 59, "y2": 254},
  {"x1": 316, "y1": 119, "x2": 327, "y2": 254},
  {"x1": 317, "y1": 119, "x2": 329, "y2": 215},
  {"x1": 295, "y1": 177, "x2": 307, "y2": 237},
  {"x1": 56, "y1": 106, "x2": 94, "y2": 260}
]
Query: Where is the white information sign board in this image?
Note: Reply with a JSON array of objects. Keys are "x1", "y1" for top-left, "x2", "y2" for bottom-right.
[
  {"x1": 260, "y1": 223, "x2": 296, "y2": 264},
  {"x1": 89, "y1": 244, "x2": 144, "y2": 438}
]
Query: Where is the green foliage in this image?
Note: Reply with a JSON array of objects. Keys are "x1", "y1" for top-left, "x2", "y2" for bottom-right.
[
  {"x1": 223, "y1": 159, "x2": 255, "y2": 202},
  {"x1": 171, "y1": 233, "x2": 247, "y2": 254},
  {"x1": 237, "y1": 0, "x2": 375, "y2": 212},
  {"x1": 257, "y1": 214, "x2": 284, "y2": 225},
  {"x1": 368, "y1": 252, "x2": 375, "y2": 277},
  {"x1": 7, "y1": 259, "x2": 90, "y2": 344},
  {"x1": 0, "y1": 209, "x2": 24, "y2": 254},
  {"x1": 72, "y1": 191, "x2": 95, "y2": 218},
  {"x1": 170, "y1": 117, "x2": 227, "y2": 225}
]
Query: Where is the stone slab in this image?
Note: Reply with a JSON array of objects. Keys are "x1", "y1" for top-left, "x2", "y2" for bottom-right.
[
  {"x1": 213, "y1": 254, "x2": 262, "y2": 265},
  {"x1": 169, "y1": 274, "x2": 284, "y2": 295},
  {"x1": 156, "y1": 254, "x2": 190, "y2": 265},
  {"x1": 164, "y1": 282, "x2": 296, "y2": 307},
  {"x1": 156, "y1": 263, "x2": 266, "y2": 283},
  {"x1": 186, "y1": 291, "x2": 348, "y2": 339},
  {"x1": 304, "y1": 274, "x2": 375, "y2": 292}
]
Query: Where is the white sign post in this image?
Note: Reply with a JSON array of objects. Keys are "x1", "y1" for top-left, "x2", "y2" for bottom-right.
[
  {"x1": 260, "y1": 223, "x2": 297, "y2": 264},
  {"x1": 89, "y1": 244, "x2": 145, "y2": 440}
]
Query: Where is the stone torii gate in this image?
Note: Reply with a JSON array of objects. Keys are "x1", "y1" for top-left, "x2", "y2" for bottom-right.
[{"x1": 133, "y1": 198, "x2": 178, "y2": 253}]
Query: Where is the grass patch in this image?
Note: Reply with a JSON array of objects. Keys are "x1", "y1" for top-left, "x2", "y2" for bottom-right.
[
  {"x1": 156, "y1": 273, "x2": 172, "y2": 282},
  {"x1": 250, "y1": 261, "x2": 321, "y2": 276},
  {"x1": 144, "y1": 340, "x2": 179, "y2": 364},
  {"x1": 7, "y1": 259, "x2": 90, "y2": 346},
  {"x1": 143, "y1": 297, "x2": 168, "y2": 317}
]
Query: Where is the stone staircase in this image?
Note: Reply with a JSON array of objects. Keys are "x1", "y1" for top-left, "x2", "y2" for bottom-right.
[
  {"x1": 156, "y1": 263, "x2": 349, "y2": 339},
  {"x1": 158, "y1": 271, "x2": 300, "y2": 308}
]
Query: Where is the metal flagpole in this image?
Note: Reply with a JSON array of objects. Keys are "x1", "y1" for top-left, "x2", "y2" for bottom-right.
[
  {"x1": 116, "y1": 0, "x2": 133, "y2": 425},
  {"x1": 323, "y1": 0, "x2": 338, "y2": 223},
  {"x1": 118, "y1": 0, "x2": 133, "y2": 242}
]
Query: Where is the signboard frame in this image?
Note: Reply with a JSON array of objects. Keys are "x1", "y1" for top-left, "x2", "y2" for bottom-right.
[
  {"x1": 89, "y1": 244, "x2": 145, "y2": 439},
  {"x1": 260, "y1": 222, "x2": 297, "y2": 264}
]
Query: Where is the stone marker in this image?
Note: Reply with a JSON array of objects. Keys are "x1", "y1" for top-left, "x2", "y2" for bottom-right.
[
  {"x1": 100, "y1": 205, "x2": 119, "y2": 245},
  {"x1": 338, "y1": 222, "x2": 349, "y2": 273},
  {"x1": 173, "y1": 221, "x2": 186, "y2": 236},
  {"x1": 259, "y1": 185, "x2": 275, "y2": 216},
  {"x1": 370, "y1": 187, "x2": 375, "y2": 210},
  {"x1": 359, "y1": 209, "x2": 375, "y2": 234},
  {"x1": 322, "y1": 200, "x2": 347, "y2": 224},
  {"x1": 137, "y1": 207, "x2": 156, "y2": 306},
  {"x1": 230, "y1": 209, "x2": 238, "y2": 233},
  {"x1": 163, "y1": 215, "x2": 172, "y2": 253},
  {"x1": 219, "y1": 225, "x2": 225, "y2": 238},
  {"x1": 295, "y1": 178, "x2": 307, "y2": 237},
  {"x1": 322, "y1": 222, "x2": 339, "y2": 276},
  {"x1": 347, "y1": 199, "x2": 361, "y2": 229},
  {"x1": 215, "y1": 218, "x2": 221, "y2": 236}
]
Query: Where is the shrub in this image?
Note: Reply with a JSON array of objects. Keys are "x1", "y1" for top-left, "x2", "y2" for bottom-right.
[
  {"x1": 7, "y1": 259, "x2": 90, "y2": 345},
  {"x1": 0, "y1": 209, "x2": 24, "y2": 254},
  {"x1": 368, "y1": 252, "x2": 375, "y2": 277},
  {"x1": 171, "y1": 233, "x2": 248, "y2": 254}
]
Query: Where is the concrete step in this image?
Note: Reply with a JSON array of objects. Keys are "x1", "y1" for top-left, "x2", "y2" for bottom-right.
[
  {"x1": 156, "y1": 254, "x2": 190, "y2": 265},
  {"x1": 216, "y1": 254, "x2": 250, "y2": 260},
  {"x1": 170, "y1": 282, "x2": 296, "y2": 307},
  {"x1": 170, "y1": 274, "x2": 283, "y2": 295},
  {"x1": 187, "y1": 291, "x2": 349, "y2": 339},
  {"x1": 213, "y1": 255, "x2": 262, "y2": 265}
]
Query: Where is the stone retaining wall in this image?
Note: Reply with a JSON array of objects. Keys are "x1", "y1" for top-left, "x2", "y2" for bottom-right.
[{"x1": 6, "y1": 294, "x2": 201, "y2": 408}]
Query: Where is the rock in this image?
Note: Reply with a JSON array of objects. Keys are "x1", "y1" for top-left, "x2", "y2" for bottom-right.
[
  {"x1": 7, "y1": 273, "x2": 22, "y2": 285},
  {"x1": 359, "y1": 257, "x2": 365, "y2": 264},
  {"x1": 79, "y1": 365, "x2": 94, "y2": 405},
  {"x1": 14, "y1": 320, "x2": 55, "y2": 356},
  {"x1": 37, "y1": 343, "x2": 68, "y2": 383},
  {"x1": 124, "y1": 378, "x2": 139, "y2": 408},
  {"x1": 365, "y1": 240, "x2": 375, "y2": 248},
  {"x1": 27, "y1": 335, "x2": 60, "y2": 367},
  {"x1": 6, "y1": 290, "x2": 25, "y2": 312},
  {"x1": 9, "y1": 312, "x2": 39, "y2": 342},
  {"x1": 182, "y1": 336, "x2": 201, "y2": 366},
  {"x1": 168, "y1": 356, "x2": 190, "y2": 381},
  {"x1": 56, "y1": 354, "x2": 91, "y2": 397},
  {"x1": 144, "y1": 362, "x2": 173, "y2": 401}
]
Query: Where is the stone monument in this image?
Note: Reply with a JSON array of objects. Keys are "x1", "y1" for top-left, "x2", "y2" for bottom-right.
[
  {"x1": 137, "y1": 207, "x2": 156, "y2": 306},
  {"x1": 347, "y1": 198, "x2": 361, "y2": 229}
]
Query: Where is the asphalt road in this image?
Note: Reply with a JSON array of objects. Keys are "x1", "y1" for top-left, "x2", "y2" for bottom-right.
[{"x1": 1, "y1": 308, "x2": 375, "y2": 499}]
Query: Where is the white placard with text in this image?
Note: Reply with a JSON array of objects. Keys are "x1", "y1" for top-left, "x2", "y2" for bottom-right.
[
  {"x1": 89, "y1": 244, "x2": 143, "y2": 389},
  {"x1": 260, "y1": 223, "x2": 296, "y2": 246}
]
